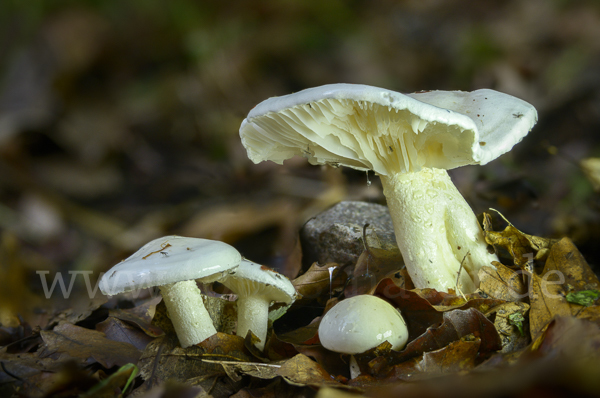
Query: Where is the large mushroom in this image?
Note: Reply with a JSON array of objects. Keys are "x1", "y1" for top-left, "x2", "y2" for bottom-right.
[
  {"x1": 239, "y1": 84, "x2": 537, "y2": 293},
  {"x1": 99, "y1": 235, "x2": 241, "y2": 347}
]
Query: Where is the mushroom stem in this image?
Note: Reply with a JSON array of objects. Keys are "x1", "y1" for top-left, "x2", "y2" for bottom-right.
[
  {"x1": 159, "y1": 280, "x2": 217, "y2": 348},
  {"x1": 236, "y1": 295, "x2": 269, "y2": 350},
  {"x1": 380, "y1": 167, "x2": 497, "y2": 293}
]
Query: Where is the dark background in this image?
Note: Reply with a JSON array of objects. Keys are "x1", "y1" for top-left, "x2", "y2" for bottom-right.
[{"x1": 1, "y1": 0, "x2": 599, "y2": 306}]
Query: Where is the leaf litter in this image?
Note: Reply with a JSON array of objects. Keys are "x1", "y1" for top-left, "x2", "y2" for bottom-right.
[{"x1": 1, "y1": 212, "x2": 600, "y2": 397}]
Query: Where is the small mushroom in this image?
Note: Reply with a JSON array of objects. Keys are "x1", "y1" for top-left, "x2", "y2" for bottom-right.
[
  {"x1": 221, "y1": 259, "x2": 297, "y2": 350},
  {"x1": 99, "y1": 235, "x2": 241, "y2": 348},
  {"x1": 318, "y1": 294, "x2": 409, "y2": 379},
  {"x1": 239, "y1": 84, "x2": 537, "y2": 293}
]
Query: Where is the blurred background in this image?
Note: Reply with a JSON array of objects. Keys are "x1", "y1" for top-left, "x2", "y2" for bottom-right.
[{"x1": 1, "y1": 0, "x2": 600, "y2": 319}]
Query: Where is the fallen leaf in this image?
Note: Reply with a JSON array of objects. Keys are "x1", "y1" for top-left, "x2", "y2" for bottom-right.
[
  {"x1": 388, "y1": 308, "x2": 501, "y2": 365},
  {"x1": 138, "y1": 332, "x2": 251, "y2": 393},
  {"x1": 292, "y1": 262, "x2": 345, "y2": 305},
  {"x1": 277, "y1": 353, "x2": 348, "y2": 389},
  {"x1": 95, "y1": 316, "x2": 155, "y2": 351},
  {"x1": 478, "y1": 263, "x2": 528, "y2": 301},
  {"x1": 39, "y1": 323, "x2": 141, "y2": 368},
  {"x1": 374, "y1": 278, "x2": 443, "y2": 340},
  {"x1": 418, "y1": 337, "x2": 481, "y2": 374},
  {"x1": 484, "y1": 302, "x2": 530, "y2": 353},
  {"x1": 528, "y1": 272, "x2": 571, "y2": 341},
  {"x1": 482, "y1": 212, "x2": 557, "y2": 266},
  {"x1": 542, "y1": 237, "x2": 600, "y2": 292},
  {"x1": 345, "y1": 243, "x2": 404, "y2": 298},
  {"x1": 529, "y1": 238, "x2": 598, "y2": 340},
  {"x1": 109, "y1": 296, "x2": 163, "y2": 337}
]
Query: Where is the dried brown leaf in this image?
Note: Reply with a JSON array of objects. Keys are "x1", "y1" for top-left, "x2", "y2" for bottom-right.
[
  {"x1": 292, "y1": 262, "x2": 345, "y2": 305},
  {"x1": 485, "y1": 302, "x2": 530, "y2": 353},
  {"x1": 277, "y1": 353, "x2": 347, "y2": 389},
  {"x1": 345, "y1": 245, "x2": 404, "y2": 298},
  {"x1": 95, "y1": 316, "x2": 155, "y2": 351},
  {"x1": 109, "y1": 296, "x2": 163, "y2": 337},
  {"x1": 478, "y1": 263, "x2": 527, "y2": 301},
  {"x1": 418, "y1": 337, "x2": 481, "y2": 374},
  {"x1": 529, "y1": 237, "x2": 599, "y2": 340},
  {"x1": 374, "y1": 278, "x2": 443, "y2": 340},
  {"x1": 388, "y1": 308, "x2": 501, "y2": 365},
  {"x1": 528, "y1": 272, "x2": 571, "y2": 341},
  {"x1": 543, "y1": 237, "x2": 600, "y2": 292},
  {"x1": 482, "y1": 212, "x2": 557, "y2": 266},
  {"x1": 138, "y1": 332, "x2": 251, "y2": 392},
  {"x1": 39, "y1": 323, "x2": 141, "y2": 368}
]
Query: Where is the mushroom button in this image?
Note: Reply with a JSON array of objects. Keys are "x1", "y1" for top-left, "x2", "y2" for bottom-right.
[
  {"x1": 99, "y1": 236, "x2": 241, "y2": 348},
  {"x1": 239, "y1": 84, "x2": 537, "y2": 293},
  {"x1": 221, "y1": 259, "x2": 297, "y2": 351},
  {"x1": 318, "y1": 294, "x2": 409, "y2": 378}
]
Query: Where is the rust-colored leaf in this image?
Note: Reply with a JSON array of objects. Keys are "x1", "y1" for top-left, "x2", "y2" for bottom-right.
[
  {"x1": 388, "y1": 308, "x2": 501, "y2": 364},
  {"x1": 374, "y1": 278, "x2": 443, "y2": 341}
]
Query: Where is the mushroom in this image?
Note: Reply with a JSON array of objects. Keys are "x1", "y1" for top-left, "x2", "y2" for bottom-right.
[
  {"x1": 220, "y1": 259, "x2": 297, "y2": 350},
  {"x1": 239, "y1": 84, "x2": 537, "y2": 293},
  {"x1": 318, "y1": 294, "x2": 408, "y2": 378},
  {"x1": 99, "y1": 235, "x2": 241, "y2": 348}
]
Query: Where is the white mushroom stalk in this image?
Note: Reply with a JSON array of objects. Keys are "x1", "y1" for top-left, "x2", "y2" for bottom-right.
[
  {"x1": 221, "y1": 259, "x2": 297, "y2": 351},
  {"x1": 239, "y1": 84, "x2": 538, "y2": 293},
  {"x1": 99, "y1": 236, "x2": 241, "y2": 348}
]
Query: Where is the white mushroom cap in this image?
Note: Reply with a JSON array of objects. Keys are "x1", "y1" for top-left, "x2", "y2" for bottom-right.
[
  {"x1": 318, "y1": 295, "x2": 408, "y2": 355},
  {"x1": 222, "y1": 259, "x2": 297, "y2": 303},
  {"x1": 221, "y1": 259, "x2": 297, "y2": 350},
  {"x1": 99, "y1": 235, "x2": 242, "y2": 296},
  {"x1": 240, "y1": 83, "x2": 537, "y2": 175}
]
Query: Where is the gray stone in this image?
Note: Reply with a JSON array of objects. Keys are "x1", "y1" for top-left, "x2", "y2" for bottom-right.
[{"x1": 300, "y1": 201, "x2": 398, "y2": 268}]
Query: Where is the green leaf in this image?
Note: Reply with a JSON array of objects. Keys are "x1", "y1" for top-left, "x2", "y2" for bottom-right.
[
  {"x1": 508, "y1": 312, "x2": 525, "y2": 336},
  {"x1": 566, "y1": 290, "x2": 600, "y2": 307}
]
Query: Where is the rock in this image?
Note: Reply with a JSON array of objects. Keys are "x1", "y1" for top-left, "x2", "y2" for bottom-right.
[{"x1": 300, "y1": 201, "x2": 398, "y2": 268}]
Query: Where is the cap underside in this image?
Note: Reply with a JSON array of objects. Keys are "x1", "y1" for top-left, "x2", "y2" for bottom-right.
[{"x1": 240, "y1": 84, "x2": 537, "y2": 175}]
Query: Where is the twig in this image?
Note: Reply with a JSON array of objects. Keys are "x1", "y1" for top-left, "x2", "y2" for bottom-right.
[{"x1": 456, "y1": 251, "x2": 470, "y2": 300}]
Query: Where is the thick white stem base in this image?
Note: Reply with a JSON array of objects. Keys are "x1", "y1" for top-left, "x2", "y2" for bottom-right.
[
  {"x1": 236, "y1": 296, "x2": 269, "y2": 351},
  {"x1": 160, "y1": 280, "x2": 217, "y2": 348},
  {"x1": 380, "y1": 168, "x2": 497, "y2": 293}
]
